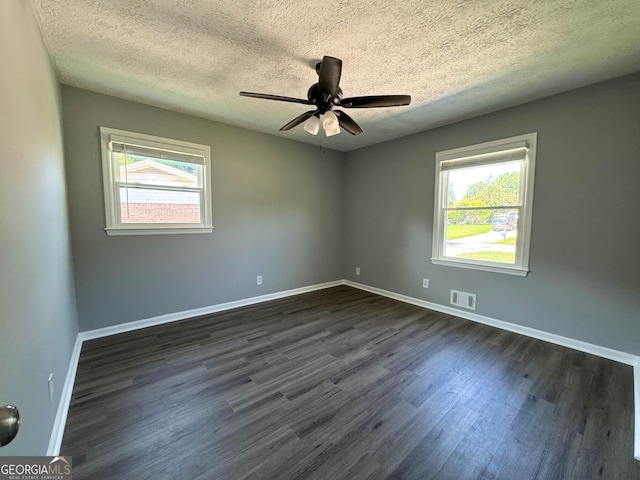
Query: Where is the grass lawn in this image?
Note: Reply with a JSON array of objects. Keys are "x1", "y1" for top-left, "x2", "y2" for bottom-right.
[
  {"x1": 446, "y1": 224, "x2": 491, "y2": 240},
  {"x1": 495, "y1": 236, "x2": 517, "y2": 245},
  {"x1": 456, "y1": 251, "x2": 515, "y2": 263}
]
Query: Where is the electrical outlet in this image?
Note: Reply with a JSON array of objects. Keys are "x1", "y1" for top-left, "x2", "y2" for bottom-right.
[
  {"x1": 48, "y1": 373, "x2": 54, "y2": 404},
  {"x1": 355, "y1": 267, "x2": 360, "y2": 276},
  {"x1": 422, "y1": 278, "x2": 429, "y2": 288},
  {"x1": 256, "y1": 275, "x2": 262, "y2": 285}
]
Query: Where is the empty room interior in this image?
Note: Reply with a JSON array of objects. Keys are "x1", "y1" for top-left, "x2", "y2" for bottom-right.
[{"x1": 1, "y1": 0, "x2": 640, "y2": 478}]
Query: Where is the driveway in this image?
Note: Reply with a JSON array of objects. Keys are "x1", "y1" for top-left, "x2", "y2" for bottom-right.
[{"x1": 445, "y1": 229, "x2": 516, "y2": 257}]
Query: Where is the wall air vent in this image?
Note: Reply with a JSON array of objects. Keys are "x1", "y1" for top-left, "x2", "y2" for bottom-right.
[{"x1": 450, "y1": 289, "x2": 476, "y2": 311}]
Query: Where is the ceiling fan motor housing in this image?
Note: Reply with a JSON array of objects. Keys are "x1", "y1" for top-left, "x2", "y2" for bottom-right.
[{"x1": 307, "y1": 84, "x2": 342, "y2": 114}]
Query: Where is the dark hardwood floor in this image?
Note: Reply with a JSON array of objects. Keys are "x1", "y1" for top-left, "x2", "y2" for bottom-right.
[{"x1": 61, "y1": 286, "x2": 639, "y2": 479}]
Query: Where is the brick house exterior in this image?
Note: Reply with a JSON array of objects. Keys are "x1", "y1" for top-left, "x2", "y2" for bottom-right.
[{"x1": 120, "y1": 160, "x2": 201, "y2": 224}]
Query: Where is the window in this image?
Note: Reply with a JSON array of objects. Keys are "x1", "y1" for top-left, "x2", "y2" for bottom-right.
[
  {"x1": 432, "y1": 133, "x2": 537, "y2": 276},
  {"x1": 100, "y1": 127, "x2": 213, "y2": 235}
]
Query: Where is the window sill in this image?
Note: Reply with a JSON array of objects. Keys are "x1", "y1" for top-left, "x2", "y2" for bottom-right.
[
  {"x1": 431, "y1": 258, "x2": 529, "y2": 277},
  {"x1": 105, "y1": 227, "x2": 213, "y2": 236}
]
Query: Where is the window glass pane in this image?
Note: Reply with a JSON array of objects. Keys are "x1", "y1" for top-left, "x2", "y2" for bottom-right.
[
  {"x1": 446, "y1": 160, "x2": 521, "y2": 208},
  {"x1": 115, "y1": 153, "x2": 200, "y2": 188},
  {"x1": 119, "y1": 187, "x2": 201, "y2": 224},
  {"x1": 444, "y1": 209, "x2": 518, "y2": 264}
]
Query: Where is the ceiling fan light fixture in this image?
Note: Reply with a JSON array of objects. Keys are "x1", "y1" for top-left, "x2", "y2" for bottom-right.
[
  {"x1": 303, "y1": 115, "x2": 320, "y2": 135},
  {"x1": 325, "y1": 125, "x2": 341, "y2": 137},
  {"x1": 322, "y1": 111, "x2": 340, "y2": 136}
]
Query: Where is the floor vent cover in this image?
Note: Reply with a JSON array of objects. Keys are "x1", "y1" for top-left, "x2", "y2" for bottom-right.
[{"x1": 450, "y1": 289, "x2": 477, "y2": 310}]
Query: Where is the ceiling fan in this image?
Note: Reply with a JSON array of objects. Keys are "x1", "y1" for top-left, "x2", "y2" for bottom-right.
[{"x1": 239, "y1": 56, "x2": 411, "y2": 136}]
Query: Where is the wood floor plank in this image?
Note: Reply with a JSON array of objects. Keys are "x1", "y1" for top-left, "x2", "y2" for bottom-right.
[
  {"x1": 386, "y1": 402, "x2": 486, "y2": 480},
  {"x1": 61, "y1": 286, "x2": 640, "y2": 479}
]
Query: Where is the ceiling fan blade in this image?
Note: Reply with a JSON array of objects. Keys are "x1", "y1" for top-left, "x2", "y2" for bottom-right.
[
  {"x1": 340, "y1": 95, "x2": 411, "y2": 108},
  {"x1": 279, "y1": 110, "x2": 317, "y2": 131},
  {"x1": 240, "y1": 91, "x2": 312, "y2": 105},
  {"x1": 318, "y1": 56, "x2": 342, "y2": 97},
  {"x1": 335, "y1": 110, "x2": 363, "y2": 135}
]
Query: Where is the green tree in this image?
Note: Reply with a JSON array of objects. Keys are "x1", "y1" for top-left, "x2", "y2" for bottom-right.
[{"x1": 448, "y1": 172, "x2": 520, "y2": 224}]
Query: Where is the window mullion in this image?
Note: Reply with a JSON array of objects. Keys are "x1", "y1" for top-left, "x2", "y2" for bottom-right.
[
  {"x1": 115, "y1": 181, "x2": 202, "y2": 194},
  {"x1": 443, "y1": 205, "x2": 521, "y2": 212}
]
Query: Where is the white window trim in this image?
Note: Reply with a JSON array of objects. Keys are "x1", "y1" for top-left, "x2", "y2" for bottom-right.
[
  {"x1": 100, "y1": 127, "x2": 213, "y2": 236},
  {"x1": 431, "y1": 132, "x2": 537, "y2": 276}
]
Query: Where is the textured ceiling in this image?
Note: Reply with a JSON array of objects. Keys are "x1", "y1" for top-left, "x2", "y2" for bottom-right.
[{"x1": 30, "y1": 0, "x2": 640, "y2": 152}]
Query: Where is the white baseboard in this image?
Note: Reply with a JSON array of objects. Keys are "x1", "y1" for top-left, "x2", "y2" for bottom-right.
[
  {"x1": 344, "y1": 280, "x2": 640, "y2": 462},
  {"x1": 79, "y1": 280, "x2": 343, "y2": 342},
  {"x1": 46, "y1": 279, "x2": 343, "y2": 455},
  {"x1": 344, "y1": 280, "x2": 639, "y2": 366},
  {"x1": 47, "y1": 334, "x2": 83, "y2": 456},
  {"x1": 635, "y1": 359, "x2": 640, "y2": 461},
  {"x1": 47, "y1": 278, "x2": 640, "y2": 461}
]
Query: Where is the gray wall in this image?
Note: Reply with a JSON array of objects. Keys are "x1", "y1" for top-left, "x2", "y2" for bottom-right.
[
  {"x1": 61, "y1": 86, "x2": 344, "y2": 331},
  {"x1": 343, "y1": 73, "x2": 640, "y2": 356},
  {"x1": 0, "y1": 1, "x2": 79, "y2": 455}
]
